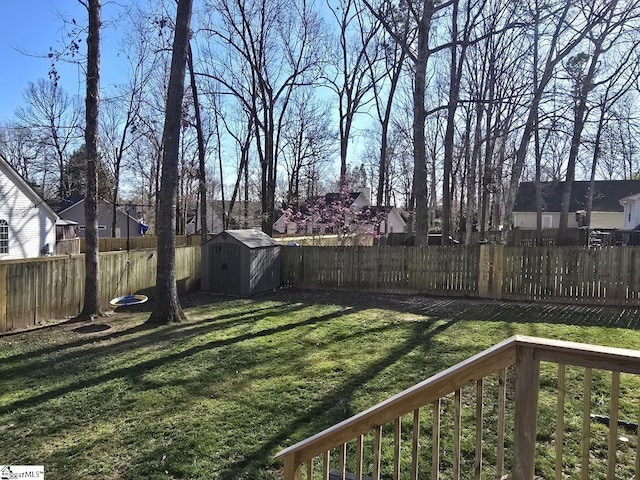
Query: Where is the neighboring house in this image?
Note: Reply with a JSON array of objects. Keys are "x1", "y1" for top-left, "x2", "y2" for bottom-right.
[
  {"x1": 512, "y1": 180, "x2": 640, "y2": 230},
  {"x1": 273, "y1": 187, "x2": 408, "y2": 235},
  {"x1": 378, "y1": 206, "x2": 409, "y2": 234},
  {"x1": 56, "y1": 195, "x2": 148, "y2": 238},
  {"x1": 0, "y1": 155, "x2": 58, "y2": 259},
  {"x1": 187, "y1": 200, "x2": 263, "y2": 235}
]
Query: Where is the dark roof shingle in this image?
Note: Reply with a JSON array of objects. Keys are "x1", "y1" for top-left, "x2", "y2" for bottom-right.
[{"x1": 513, "y1": 180, "x2": 640, "y2": 213}]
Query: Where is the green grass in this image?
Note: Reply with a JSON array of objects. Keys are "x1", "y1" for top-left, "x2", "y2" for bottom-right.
[{"x1": 2, "y1": 290, "x2": 640, "y2": 479}]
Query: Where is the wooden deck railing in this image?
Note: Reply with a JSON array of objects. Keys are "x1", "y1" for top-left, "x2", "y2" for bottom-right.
[{"x1": 275, "y1": 336, "x2": 640, "y2": 480}]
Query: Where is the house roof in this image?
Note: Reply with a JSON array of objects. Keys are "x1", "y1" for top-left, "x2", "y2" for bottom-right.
[
  {"x1": 56, "y1": 196, "x2": 143, "y2": 224},
  {"x1": 620, "y1": 192, "x2": 640, "y2": 204},
  {"x1": 56, "y1": 218, "x2": 78, "y2": 226},
  {"x1": 513, "y1": 180, "x2": 640, "y2": 213},
  {"x1": 55, "y1": 194, "x2": 85, "y2": 214},
  {"x1": 210, "y1": 229, "x2": 279, "y2": 248},
  {"x1": 281, "y1": 191, "x2": 365, "y2": 216},
  {"x1": 324, "y1": 192, "x2": 362, "y2": 205},
  {"x1": 0, "y1": 155, "x2": 58, "y2": 220}
]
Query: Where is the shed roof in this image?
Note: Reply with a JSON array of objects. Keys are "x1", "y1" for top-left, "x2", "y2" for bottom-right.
[
  {"x1": 213, "y1": 229, "x2": 279, "y2": 248},
  {"x1": 513, "y1": 180, "x2": 640, "y2": 213}
]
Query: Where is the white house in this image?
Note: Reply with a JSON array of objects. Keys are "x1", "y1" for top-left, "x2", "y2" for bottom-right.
[
  {"x1": 379, "y1": 207, "x2": 409, "y2": 234},
  {"x1": 619, "y1": 193, "x2": 640, "y2": 230},
  {"x1": 0, "y1": 156, "x2": 58, "y2": 259},
  {"x1": 512, "y1": 180, "x2": 640, "y2": 230}
]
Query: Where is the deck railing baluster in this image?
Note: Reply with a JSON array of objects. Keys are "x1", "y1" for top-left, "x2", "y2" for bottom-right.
[{"x1": 556, "y1": 364, "x2": 566, "y2": 480}]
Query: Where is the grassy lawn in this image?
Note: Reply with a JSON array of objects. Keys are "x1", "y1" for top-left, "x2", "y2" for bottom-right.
[{"x1": 2, "y1": 290, "x2": 640, "y2": 479}]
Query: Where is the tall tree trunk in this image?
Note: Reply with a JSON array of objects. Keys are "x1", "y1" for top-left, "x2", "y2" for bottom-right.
[
  {"x1": 463, "y1": 108, "x2": 475, "y2": 245},
  {"x1": 187, "y1": 43, "x2": 208, "y2": 241},
  {"x1": 228, "y1": 118, "x2": 253, "y2": 229},
  {"x1": 80, "y1": 0, "x2": 102, "y2": 320},
  {"x1": 480, "y1": 55, "x2": 495, "y2": 239},
  {"x1": 147, "y1": 0, "x2": 193, "y2": 325},
  {"x1": 534, "y1": 113, "x2": 543, "y2": 245},
  {"x1": 441, "y1": 0, "x2": 460, "y2": 245},
  {"x1": 533, "y1": 2, "x2": 542, "y2": 246},
  {"x1": 413, "y1": 0, "x2": 434, "y2": 245},
  {"x1": 586, "y1": 107, "x2": 606, "y2": 229}
]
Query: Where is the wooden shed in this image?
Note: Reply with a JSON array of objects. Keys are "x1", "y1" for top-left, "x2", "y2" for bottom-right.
[{"x1": 201, "y1": 229, "x2": 281, "y2": 296}]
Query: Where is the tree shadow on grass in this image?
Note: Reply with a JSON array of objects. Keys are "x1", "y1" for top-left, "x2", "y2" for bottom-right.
[
  {"x1": 273, "y1": 289, "x2": 640, "y2": 328},
  {"x1": 214, "y1": 317, "x2": 459, "y2": 479},
  {"x1": 4, "y1": 288, "x2": 640, "y2": 478},
  {"x1": 0, "y1": 299, "x2": 298, "y2": 373},
  {"x1": 0, "y1": 304, "x2": 360, "y2": 416},
  {"x1": 206, "y1": 290, "x2": 640, "y2": 478}
]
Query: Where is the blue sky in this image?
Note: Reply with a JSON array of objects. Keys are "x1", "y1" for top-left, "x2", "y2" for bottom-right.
[{"x1": 0, "y1": 1, "x2": 123, "y2": 122}]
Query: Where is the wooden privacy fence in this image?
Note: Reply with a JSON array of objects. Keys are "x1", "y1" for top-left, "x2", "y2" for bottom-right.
[
  {"x1": 79, "y1": 235, "x2": 201, "y2": 253},
  {"x1": 501, "y1": 246, "x2": 640, "y2": 305},
  {"x1": 56, "y1": 238, "x2": 81, "y2": 255},
  {"x1": 281, "y1": 246, "x2": 480, "y2": 296},
  {"x1": 281, "y1": 245, "x2": 640, "y2": 306},
  {"x1": 0, "y1": 245, "x2": 200, "y2": 333}
]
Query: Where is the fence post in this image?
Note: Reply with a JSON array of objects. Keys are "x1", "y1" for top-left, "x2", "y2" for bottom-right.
[{"x1": 478, "y1": 244, "x2": 504, "y2": 299}]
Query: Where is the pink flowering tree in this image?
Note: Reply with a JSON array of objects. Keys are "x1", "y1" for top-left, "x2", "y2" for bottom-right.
[{"x1": 282, "y1": 183, "x2": 383, "y2": 245}]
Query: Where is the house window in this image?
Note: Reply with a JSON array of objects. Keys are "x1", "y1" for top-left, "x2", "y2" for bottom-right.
[
  {"x1": 542, "y1": 215, "x2": 553, "y2": 229},
  {"x1": 0, "y1": 220, "x2": 8, "y2": 254}
]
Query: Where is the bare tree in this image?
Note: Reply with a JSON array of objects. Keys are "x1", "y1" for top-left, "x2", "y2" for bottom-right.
[
  {"x1": 364, "y1": 3, "x2": 411, "y2": 207},
  {"x1": 201, "y1": 0, "x2": 325, "y2": 235},
  {"x1": 325, "y1": 0, "x2": 381, "y2": 183},
  {"x1": 596, "y1": 97, "x2": 640, "y2": 181},
  {"x1": 0, "y1": 124, "x2": 47, "y2": 194},
  {"x1": 280, "y1": 91, "x2": 336, "y2": 207},
  {"x1": 558, "y1": 0, "x2": 640, "y2": 243},
  {"x1": 502, "y1": 0, "x2": 601, "y2": 233},
  {"x1": 187, "y1": 42, "x2": 210, "y2": 241},
  {"x1": 100, "y1": 15, "x2": 157, "y2": 237},
  {"x1": 15, "y1": 79, "x2": 82, "y2": 200},
  {"x1": 147, "y1": 0, "x2": 193, "y2": 325}
]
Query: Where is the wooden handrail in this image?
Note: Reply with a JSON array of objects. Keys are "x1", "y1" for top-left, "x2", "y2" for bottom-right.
[
  {"x1": 275, "y1": 335, "x2": 640, "y2": 478},
  {"x1": 514, "y1": 335, "x2": 640, "y2": 374}
]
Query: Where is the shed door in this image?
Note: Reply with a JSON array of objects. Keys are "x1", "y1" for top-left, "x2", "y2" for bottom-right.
[{"x1": 211, "y1": 243, "x2": 241, "y2": 294}]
